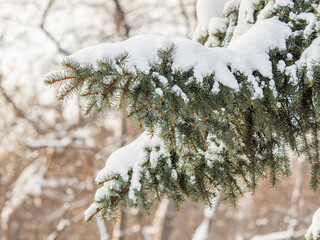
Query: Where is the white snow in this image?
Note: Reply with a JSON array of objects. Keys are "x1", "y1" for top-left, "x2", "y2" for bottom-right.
[
  {"x1": 128, "y1": 144, "x2": 149, "y2": 203},
  {"x1": 257, "y1": 2, "x2": 275, "y2": 22},
  {"x1": 54, "y1": 17, "x2": 291, "y2": 98},
  {"x1": 193, "y1": 0, "x2": 229, "y2": 42},
  {"x1": 208, "y1": 17, "x2": 228, "y2": 35},
  {"x1": 68, "y1": 35, "x2": 172, "y2": 74},
  {"x1": 287, "y1": 53, "x2": 293, "y2": 60},
  {"x1": 171, "y1": 85, "x2": 189, "y2": 103},
  {"x1": 297, "y1": 36, "x2": 320, "y2": 79},
  {"x1": 84, "y1": 202, "x2": 105, "y2": 222},
  {"x1": 274, "y1": 0, "x2": 294, "y2": 8},
  {"x1": 150, "y1": 146, "x2": 161, "y2": 169},
  {"x1": 94, "y1": 181, "x2": 119, "y2": 202},
  {"x1": 155, "y1": 88, "x2": 164, "y2": 96},
  {"x1": 96, "y1": 94, "x2": 104, "y2": 109},
  {"x1": 285, "y1": 65, "x2": 298, "y2": 84},
  {"x1": 196, "y1": 0, "x2": 227, "y2": 23},
  {"x1": 306, "y1": 208, "x2": 320, "y2": 240},
  {"x1": 89, "y1": 130, "x2": 171, "y2": 213},
  {"x1": 153, "y1": 72, "x2": 169, "y2": 86},
  {"x1": 229, "y1": 17, "x2": 292, "y2": 78},
  {"x1": 206, "y1": 17, "x2": 229, "y2": 47},
  {"x1": 223, "y1": 0, "x2": 240, "y2": 16},
  {"x1": 277, "y1": 60, "x2": 286, "y2": 73},
  {"x1": 289, "y1": 12, "x2": 317, "y2": 38},
  {"x1": 238, "y1": 0, "x2": 260, "y2": 24},
  {"x1": 230, "y1": 23, "x2": 253, "y2": 43},
  {"x1": 171, "y1": 169, "x2": 178, "y2": 180},
  {"x1": 95, "y1": 133, "x2": 148, "y2": 184},
  {"x1": 114, "y1": 64, "x2": 123, "y2": 74},
  {"x1": 129, "y1": 133, "x2": 169, "y2": 203}
]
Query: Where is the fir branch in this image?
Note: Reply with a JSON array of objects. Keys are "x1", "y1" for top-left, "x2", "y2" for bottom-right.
[{"x1": 45, "y1": 0, "x2": 320, "y2": 223}]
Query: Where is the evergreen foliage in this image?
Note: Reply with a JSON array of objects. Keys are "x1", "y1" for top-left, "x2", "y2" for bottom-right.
[{"x1": 45, "y1": 0, "x2": 320, "y2": 223}]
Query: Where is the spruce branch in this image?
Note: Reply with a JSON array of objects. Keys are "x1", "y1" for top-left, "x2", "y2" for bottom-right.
[{"x1": 45, "y1": 0, "x2": 320, "y2": 222}]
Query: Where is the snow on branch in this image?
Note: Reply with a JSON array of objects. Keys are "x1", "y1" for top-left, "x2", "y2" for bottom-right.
[
  {"x1": 46, "y1": 17, "x2": 291, "y2": 98},
  {"x1": 45, "y1": 0, "x2": 320, "y2": 222},
  {"x1": 306, "y1": 208, "x2": 320, "y2": 240}
]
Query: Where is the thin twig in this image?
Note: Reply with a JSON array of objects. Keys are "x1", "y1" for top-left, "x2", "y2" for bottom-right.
[
  {"x1": 0, "y1": 75, "x2": 45, "y2": 134},
  {"x1": 40, "y1": 0, "x2": 70, "y2": 55},
  {"x1": 113, "y1": 0, "x2": 131, "y2": 39},
  {"x1": 179, "y1": 0, "x2": 191, "y2": 36}
]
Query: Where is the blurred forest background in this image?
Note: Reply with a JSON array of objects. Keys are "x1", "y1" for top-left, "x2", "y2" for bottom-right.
[{"x1": 0, "y1": 0, "x2": 319, "y2": 239}]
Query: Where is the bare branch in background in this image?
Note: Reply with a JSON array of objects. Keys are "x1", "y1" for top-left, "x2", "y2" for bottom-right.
[
  {"x1": 151, "y1": 199, "x2": 170, "y2": 240},
  {"x1": 250, "y1": 158, "x2": 306, "y2": 240},
  {"x1": 24, "y1": 137, "x2": 97, "y2": 151},
  {"x1": 45, "y1": 191, "x2": 92, "y2": 239},
  {"x1": 179, "y1": 0, "x2": 191, "y2": 36},
  {"x1": 192, "y1": 191, "x2": 221, "y2": 240},
  {"x1": 112, "y1": 209, "x2": 126, "y2": 240},
  {"x1": 47, "y1": 214, "x2": 84, "y2": 240},
  {"x1": 0, "y1": 74, "x2": 46, "y2": 134},
  {"x1": 287, "y1": 157, "x2": 305, "y2": 234},
  {"x1": 1, "y1": 159, "x2": 49, "y2": 240},
  {"x1": 95, "y1": 217, "x2": 109, "y2": 240},
  {"x1": 250, "y1": 228, "x2": 308, "y2": 240},
  {"x1": 113, "y1": 0, "x2": 131, "y2": 39},
  {"x1": 44, "y1": 197, "x2": 91, "y2": 223},
  {"x1": 149, "y1": 199, "x2": 175, "y2": 240},
  {"x1": 40, "y1": 0, "x2": 71, "y2": 55},
  {"x1": 47, "y1": 219, "x2": 70, "y2": 240},
  {"x1": 119, "y1": 108, "x2": 128, "y2": 147}
]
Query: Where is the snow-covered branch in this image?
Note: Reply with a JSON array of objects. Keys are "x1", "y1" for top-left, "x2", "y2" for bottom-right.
[{"x1": 45, "y1": 0, "x2": 320, "y2": 226}]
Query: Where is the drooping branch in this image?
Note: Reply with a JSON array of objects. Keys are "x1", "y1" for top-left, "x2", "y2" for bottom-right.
[{"x1": 45, "y1": 0, "x2": 320, "y2": 222}]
